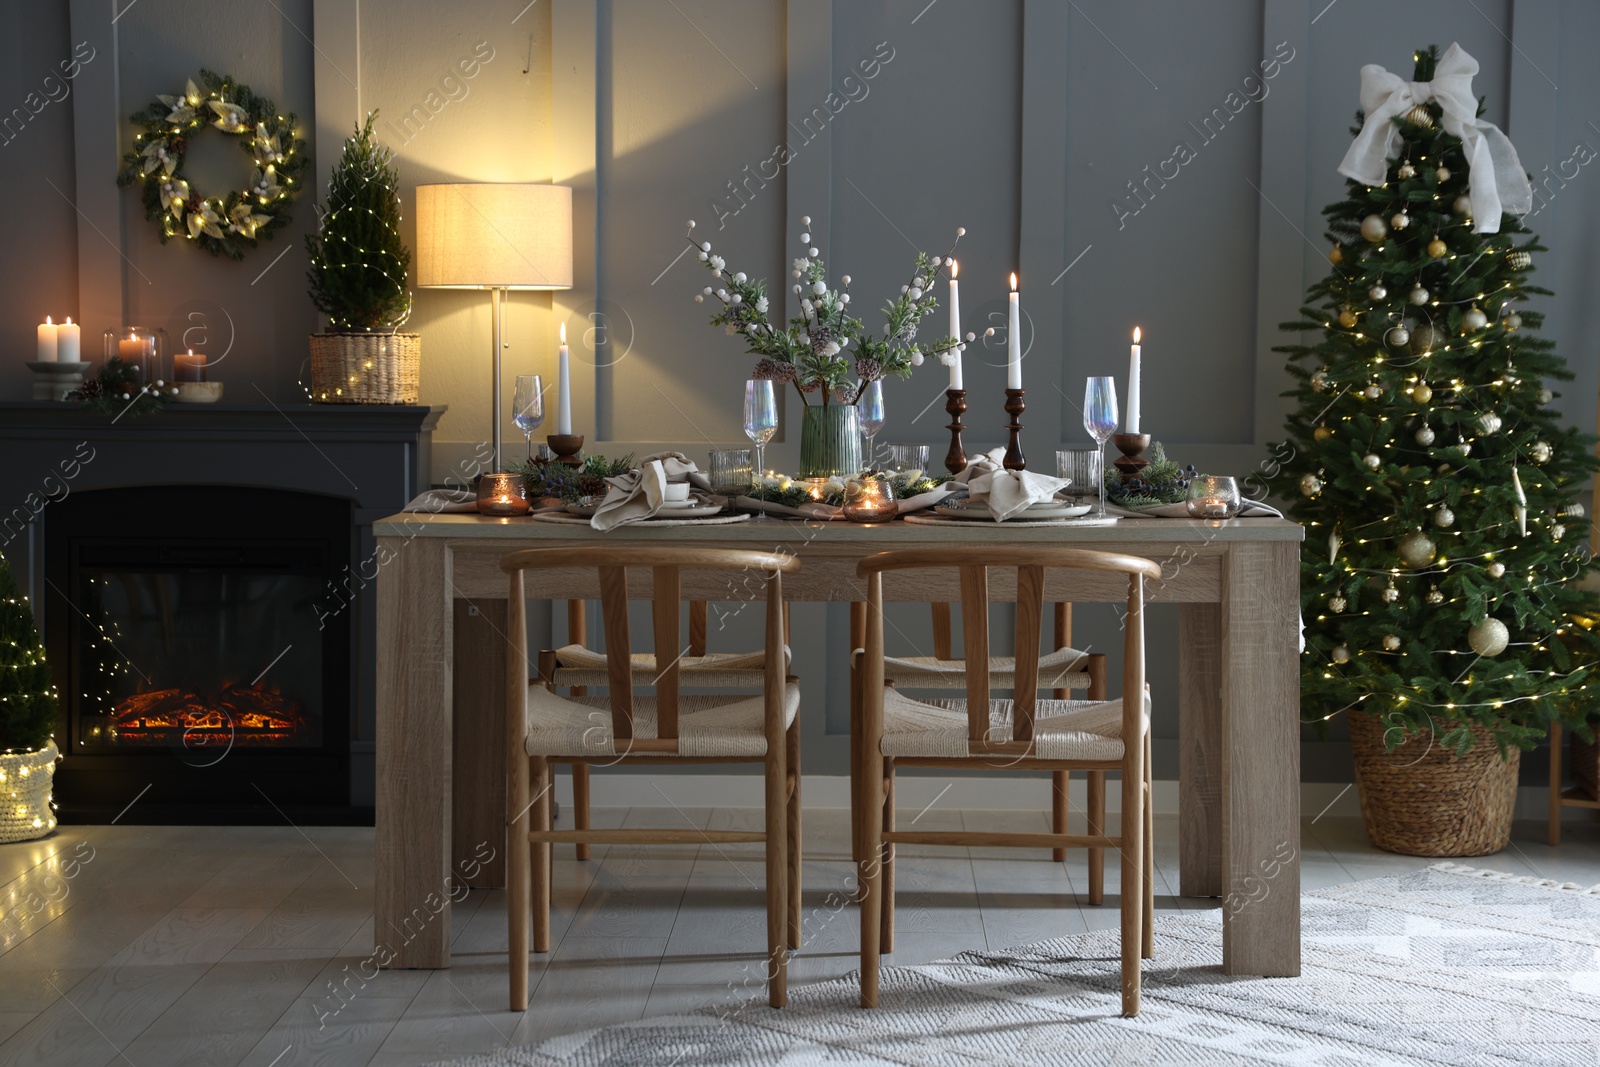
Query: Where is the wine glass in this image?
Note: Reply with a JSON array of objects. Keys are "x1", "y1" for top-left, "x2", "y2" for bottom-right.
[
  {"x1": 743, "y1": 380, "x2": 778, "y2": 513},
  {"x1": 513, "y1": 375, "x2": 545, "y2": 463},
  {"x1": 858, "y1": 380, "x2": 885, "y2": 470},
  {"x1": 1082, "y1": 377, "x2": 1119, "y2": 518}
]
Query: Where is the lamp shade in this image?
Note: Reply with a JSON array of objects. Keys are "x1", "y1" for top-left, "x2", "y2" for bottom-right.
[{"x1": 415, "y1": 183, "x2": 573, "y2": 290}]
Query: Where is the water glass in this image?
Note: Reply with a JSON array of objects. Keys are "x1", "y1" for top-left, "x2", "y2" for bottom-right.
[
  {"x1": 858, "y1": 380, "x2": 886, "y2": 469},
  {"x1": 513, "y1": 374, "x2": 545, "y2": 463},
  {"x1": 1185, "y1": 475, "x2": 1242, "y2": 521},
  {"x1": 1082, "y1": 377, "x2": 1119, "y2": 517},
  {"x1": 886, "y1": 443, "x2": 930, "y2": 475},
  {"x1": 1055, "y1": 449, "x2": 1102, "y2": 504},
  {"x1": 707, "y1": 448, "x2": 754, "y2": 497}
]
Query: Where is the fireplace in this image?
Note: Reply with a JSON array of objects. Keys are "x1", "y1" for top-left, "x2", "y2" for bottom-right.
[{"x1": 45, "y1": 485, "x2": 353, "y2": 822}]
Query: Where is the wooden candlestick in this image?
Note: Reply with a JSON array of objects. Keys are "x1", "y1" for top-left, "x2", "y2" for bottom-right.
[
  {"x1": 1111, "y1": 432, "x2": 1152, "y2": 481},
  {"x1": 944, "y1": 389, "x2": 968, "y2": 474},
  {"x1": 1003, "y1": 388, "x2": 1026, "y2": 471},
  {"x1": 546, "y1": 433, "x2": 585, "y2": 468}
]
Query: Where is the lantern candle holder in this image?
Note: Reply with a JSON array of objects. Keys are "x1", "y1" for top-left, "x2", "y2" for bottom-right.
[
  {"x1": 1185, "y1": 474, "x2": 1242, "y2": 522},
  {"x1": 476, "y1": 472, "x2": 533, "y2": 516},
  {"x1": 102, "y1": 326, "x2": 167, "y2": 387},
  {"x1": 842, "y1": 472, "x2": 897, "y2": 522}
]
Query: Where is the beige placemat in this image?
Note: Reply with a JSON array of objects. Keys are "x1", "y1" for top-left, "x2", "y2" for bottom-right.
[
  {"x1": 900, "y1": 514, "x2": 1122, "y2": 529},
  {"x1": 531, "y1": 512, "x2": 752, "y2": 528}
]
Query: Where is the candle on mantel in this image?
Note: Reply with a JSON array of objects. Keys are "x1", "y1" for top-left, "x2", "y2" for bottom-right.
[
  {"x1": 556, "y1": 322, "x2": 572, "y2": 435},
  {"x1": 1006, "y1": 273, "x2": 1021, "y2": 389},
  {"x1": 175, "y1": 348, "x2": 207, "y2": 382},
  {"x1": 947, "y1": 260, "x2": 962, "y2": 390},
  {"x1": 36, "y1": 317, "x2": 58, "y2": 362},
  {"x1": 1127, "y1": 326, "x2": 1142, "y2": 433},
  {"x1": 116, "y1": 330, "x2": 148, "y2": 375},
  {"x1": 57, "y1": 317, "x2": 80, "y2": 363}
]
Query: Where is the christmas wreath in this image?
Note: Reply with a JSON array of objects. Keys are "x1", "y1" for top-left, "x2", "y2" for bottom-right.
[{"x1": 116, "y1": 70, "x2": 307, "y2": 260}]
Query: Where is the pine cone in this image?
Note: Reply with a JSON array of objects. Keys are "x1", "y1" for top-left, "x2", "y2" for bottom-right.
[{"x1": 78, "y1": 378, "x2": 103, "y2": 400}]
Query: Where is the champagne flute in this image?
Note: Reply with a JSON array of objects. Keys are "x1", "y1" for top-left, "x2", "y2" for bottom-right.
[
  {"x1": 744, "y1": 379, "x2": 778, "y2": 514},
  {"x1": 1083, "y1": 376, "x2": 1119, "y2": 518},
  {"x1": 858, "y1": 380, "x2": 886, "y2": 471},
  {"x1": 513, "y1": 374, "x2": 545, "y2": 464}
]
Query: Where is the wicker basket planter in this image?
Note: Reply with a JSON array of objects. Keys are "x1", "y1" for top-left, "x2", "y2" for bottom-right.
[
  {"x1": 308, "y1": 331, "x2": 420, "y2": 404},
  {"x1": 1349, "y1": 714, "x2": 1518, "y2": 857},
  {"x1": 0, "y1": 741, "x2": 59, "y2": 844}
]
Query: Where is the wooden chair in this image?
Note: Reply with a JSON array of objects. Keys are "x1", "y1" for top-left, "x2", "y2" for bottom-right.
[
  {"x1": 854, "y1": 547, "x2": 1160, "y2": 1015},
  {"x1": 555, "y1": 598, "x2": 790, "y2": 860},
  {"x1": 502, "y1": 546, "x2": 802, "y2": 1010},
  {"x1": 865, "y1": 601, "x2": 1109, "y2": 889}
]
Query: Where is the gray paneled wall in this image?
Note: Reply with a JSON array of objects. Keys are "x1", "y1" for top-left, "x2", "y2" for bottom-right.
[{"x1": 2, "y1": 0, "x2": 1597, "y2": 787}]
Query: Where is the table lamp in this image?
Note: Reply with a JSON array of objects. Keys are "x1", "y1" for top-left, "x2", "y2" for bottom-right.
[{"x1": 416, "y1": 183, "x2": 573, "y2": 470}]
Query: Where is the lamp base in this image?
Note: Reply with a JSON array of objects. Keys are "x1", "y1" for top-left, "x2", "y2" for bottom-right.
[{"x1": 546, "y1": 433, "x2": 585, "y2": 468}]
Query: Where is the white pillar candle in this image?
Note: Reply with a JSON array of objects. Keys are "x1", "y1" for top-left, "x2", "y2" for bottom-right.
[
  {"x1": 557, "y1": 321, "x2": 573, "y2": 435},
  {"x1": 56, "y1": 317, "x2": 80, "y2": 363},
  {"x1": 1006, "y1": 274, "x2": 1021, "y2": 389},
  {"x1": 1127, "y1": 326, "x2": 1142, "y2": 433},
  {"x1": 947, "y1": 260, "x2": 962, "y2": 390},
  {"x1": 36, "y1": 317, "x2": 58, "y2": 362}
]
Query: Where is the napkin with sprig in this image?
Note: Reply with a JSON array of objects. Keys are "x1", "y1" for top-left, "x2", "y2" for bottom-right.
[
  {"x1": 951, "y1": 447, "x2": 1071, "y2": 521},
  {"x1": 591, "y1": 452, "x2": 713, "y2": 530}
]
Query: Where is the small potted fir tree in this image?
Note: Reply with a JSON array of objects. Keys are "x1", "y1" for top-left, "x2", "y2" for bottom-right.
[
  {"x1": 0, "y1": 555, "x2": 59, "y2": 843},
  {"x1": 304, "y1": 112, "x2": 420, "y2": 403}
]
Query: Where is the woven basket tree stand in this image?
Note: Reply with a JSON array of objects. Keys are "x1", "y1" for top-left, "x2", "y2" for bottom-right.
[
  {"x1": 1349, "y1": 714, "x2": 1519, "y2": 857},
  {"x1": 0, "y1": 741, "x2": 59, "y2": 844},
  {"x1": 308, "y1": 331, "x2": 421, "y2": 404}
]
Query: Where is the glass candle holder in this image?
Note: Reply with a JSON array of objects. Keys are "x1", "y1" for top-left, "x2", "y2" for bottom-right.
[
  {"x1": 1056, "y1": 448, "x2": 1103, "y2": 505},
  {"x1": 801, "y1": 476, "x2": 831, "y2": 501},
  {"x1": 707, "y1": 448, "x2": 754, "y2": 497},
  {"x1": 1185, "y1": 475, "x2": 1242, "y2": 521},
  {"x1": 842, "y1": 473, "x2": 897, "y2": 522},
  {"x1": 102, "y1": 326, "x2": 168, "y2": 387},
  {"x1": 476, "y1": 473, "x2": 533, "y2": 517},
  {"x1": 886, "y1": 443, "x2": 930, "y2": 475}
]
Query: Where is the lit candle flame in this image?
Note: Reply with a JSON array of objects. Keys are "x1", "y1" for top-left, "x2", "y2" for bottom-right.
[
  {"x1": 44, "y1": 316, "x2": 53, "y2": 325},
  {"x1": 559, "y1": 322, "x2": 567, "y2": 344},
  {"x1": 1009, "y1": 272, "x2": 1018, "y2": 292},
  {"x1": 1133, "y1": 326, "x2": 1141, "y2": 344},
  {"x1": 64, "y1": 317, "x2": 72, "y2": 325},
  {"x1": 950, "y1": 259, "x2": 959, "y2": 279}
]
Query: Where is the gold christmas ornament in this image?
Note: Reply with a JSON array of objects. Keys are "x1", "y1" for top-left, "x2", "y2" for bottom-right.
[
  {"x1": 1331, "y1": 644, "x2": 1352, "y2": 664},
  {"x1": 1360, "y1": 214, "x2": 1388, "y2": 243},
  {"x1": 1436, "y1": 166, "x2": 1451, "y2": 181},
  {"x1": 1536, "y1": 387, "x2": 1553, "y2": 405},
  {"x1": 1397, "y1": 162, "x2": 1416, "y2": 179},
  {"x1": 1476, "y1": 411, "x2": 1502, "y2": 434},
  {"x1": 1314, "y1": 425, "x2": 1334, "y2": 441},
  {"x1": 1405, "y1": 104, "x2": 1435, "y2": 129},
  {"x1": 1382, "y1": 634, "x2": 1402, "y2": 651},
  {"x1": 1507, "y1": 250, "x2": 1531, "y2": 269},
  {"x1": 1467, "y1": 617, "x2": 1510, "y2": 657},
  {"x1": 1503, "y1": 312, "x2": 1522, "y2": 331},
  {"x1": 1453, "y1": 195, "x2": 1474, "y2": 216},
  {"x1": 1329, "y1": 595, "x2": 1348, "y2": 612},
  {"x1": 1426, "y1": 587, "x2": 1444, "y2": 604},
  {"x1": 1427, "y1": 237, "x2": 1448, "y2": 258},
  {"x1": 1329, "y1": 244, "x2": 1345, "y2": 264},
  {"x1": 1397, "y1": 531, "x2": 1436, "y2": 568},
  {"x1": 1311, "y1": 369, "x2": 1331, "y2": 392},
  {"x1": 1409, "y1": 324, "x2": 1444, "y2": 355},
  {"x1": 1363, "y1": 384, "x2": 1383, "y2": 399},
  {"x1": 1300, "y1": 473, "x2": 1323, "y2": 497},
  {"x1": 1339, "y1": 308, "x2": 1360, "y2": 328},
  {"x1": 1410, "y1": 382, "x2": 1433, "y2": 403}
]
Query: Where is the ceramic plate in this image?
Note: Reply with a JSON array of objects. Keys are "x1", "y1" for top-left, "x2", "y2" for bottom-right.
[
  {"x1": 564, "y1": 499, "x2": 726, "y2": 520},
  {"x1": 933, "y1": 500, "x2": 1092, "y2": 521}
]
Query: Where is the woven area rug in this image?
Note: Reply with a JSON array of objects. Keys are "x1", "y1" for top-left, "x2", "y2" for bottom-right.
[{"x1": 429, "y1": 864, "x2": 1600, "y2": 1066}]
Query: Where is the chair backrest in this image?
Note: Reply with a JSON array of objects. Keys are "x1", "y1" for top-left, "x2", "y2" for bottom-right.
[
  {"x1": 502, "y1": 546, "x2": 799, "y2": 744},
  {"x1": 857, "y1": 547, "x2": 1161, "y2": 751}
]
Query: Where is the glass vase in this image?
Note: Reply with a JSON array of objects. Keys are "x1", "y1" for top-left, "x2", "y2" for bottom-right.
[{"x1": 799, "y1": 404, "x2": 863, "y2": 478}]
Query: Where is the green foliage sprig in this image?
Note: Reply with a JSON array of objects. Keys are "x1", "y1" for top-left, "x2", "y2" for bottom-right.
[{"x1": 507, "y1": 454, "x2": 635, "y2": 502}]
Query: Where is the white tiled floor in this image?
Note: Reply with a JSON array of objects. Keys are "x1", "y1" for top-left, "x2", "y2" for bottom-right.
[{"x1": 0, "y1": 807, "x2": 1597, "y2": 1067}]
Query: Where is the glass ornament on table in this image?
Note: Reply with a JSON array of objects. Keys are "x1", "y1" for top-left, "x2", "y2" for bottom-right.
[
  {"x1": 858, "y1": 380, "x2": 886, "y2": 471},
  {"x1": 513, "y1": 374, "x2": 545, "y2": 463},
  {"x1": 743, "y1": 379, "x2": 778, "y2": 519},
  {"x1": 1082, "y1": 376, "x2": 1119, "y2": 518}
]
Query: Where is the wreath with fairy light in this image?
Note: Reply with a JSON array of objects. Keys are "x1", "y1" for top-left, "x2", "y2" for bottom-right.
[{"x1": 116, "y1": 70, "x2": 307, "y2": 260}]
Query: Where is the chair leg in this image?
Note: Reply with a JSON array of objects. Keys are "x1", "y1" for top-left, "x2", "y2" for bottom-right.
[
  {"x1": 573, "y1": 762, "x2": 591, "y2": 861},
  {"x1": 786, "y1": 719, "x2": 803, "y2": 951},
  {"x1": 858, "y1": 746, "x2": 884, "y2": 1008},
  {"x1": 1051, "y1": 771, "x2": 1069, "y2": 863},
  {"x1": 765, "y1": 732, "x2": 789, "y2": 1008},
  {"x1": 880, "y1": 759, "x2": 895, "y2": 955},
  {"x1": 508, "y1": 749, "x2": 531, "y2": 1011},
  {"x1": 1143, "y1": 729, "x2": 1154, "y2": 960},
  {"x1": 1087, "y1": 771, "x2": 1106, "y2": 905},
  {"x1": 1120, "y1": 760, "x2": 1144, "y2": 1017},
  {"x1": 849, "y1": 602, "x2": 867, "y2": 867},
  {"x1": 532, "y1": 756, "x2": 552, "y2": 954}
]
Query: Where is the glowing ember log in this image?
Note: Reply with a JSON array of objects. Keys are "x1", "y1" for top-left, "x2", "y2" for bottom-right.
[{"x1": 112, "y1": 684, "x2": 308, "y2": 746}]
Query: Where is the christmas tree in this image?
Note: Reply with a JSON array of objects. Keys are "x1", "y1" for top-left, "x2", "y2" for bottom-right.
[
  {"x1": 1269, "y1": 45, "x2": 1600, "y2": 756},
  {"x1": 0, "y1": 554, "x2": 57, "y2": 754},
  {"x1": 305, "y1": 111, "x2": 412, "y2": 331}
]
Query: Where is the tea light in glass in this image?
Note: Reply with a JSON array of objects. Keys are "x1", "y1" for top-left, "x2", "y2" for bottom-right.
[
  {"x1": 842, "y1": 473, "x2": 897, "y2": 522},
  {"x1": 1185, "y1": 475, "x2": 1242, "y2": 521},
  {"x1": 477, "y1": 472, "x2": 533, "y2": 516}
]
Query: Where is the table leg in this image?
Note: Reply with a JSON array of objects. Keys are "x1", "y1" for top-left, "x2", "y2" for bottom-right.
[
  {"x1": 376, "y1": 537, "x2": 454, "y2": 969},
  {"x1": 453, "y1": 598, "x2": 509, "y2": 889},
  {"x1": 1178, "y1": 602, "x2": 1223, "y2": 898},
  {"x1": 850, "y1": 601, "x2": 867, "y2": 866},
  {"x1": 1220, "y1": 541, "x2": 1301, "y2": 977}
]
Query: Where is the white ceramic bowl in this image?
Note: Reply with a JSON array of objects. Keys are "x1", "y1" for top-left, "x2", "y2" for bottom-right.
[{"x1": 663, "y1": 482, "x2": 692, "y2": 503}]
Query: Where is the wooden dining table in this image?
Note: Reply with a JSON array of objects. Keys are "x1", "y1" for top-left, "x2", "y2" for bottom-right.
[{"x1": 371, "y1": 510, "x2": 1304, "y2": 978}]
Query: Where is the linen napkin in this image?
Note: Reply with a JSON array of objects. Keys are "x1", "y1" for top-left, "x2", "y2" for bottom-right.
[
  {"x1": 591, "y1": 451, "x2": 703, "y2": 531},
  {"x1": 953, "y1": 447, "x2": 1072, "y2": 522},
  {"x1": 738, "y1": 473, "x2": 957, "y2": 520},
  {"x1": 1107, "y1": 498, "x2": 1284, "y2": 519}
]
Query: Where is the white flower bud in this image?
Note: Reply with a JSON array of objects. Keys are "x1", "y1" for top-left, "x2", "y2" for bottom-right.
[
  {"x1": 808, "y1": 247, "x2": 819, "y2": 257},
  {"x1": 801, "y1": 215, "x2": 811, "y2": 226},
  {"x1": 841, "y1": 275, "x2": 851, "y2": 286},
  {"x1": 812, "y1": 281, "x2": 827, "y2": 295},
  {"x1": 901, "y1": 285, "x2": 909, "y2": 294},
  {"x1": 687, "y1": 220, "x2": 696, "y2": 230},
  {"x1": 731, "y1": 294, "x2": 742, "y2": 304},
  {"x1": 693, "y1": 294, "x2": 704, "y2": 303},
  {"x1": 717, "y1": 288, "x2": 727, "y2": 298},
  {"x1": 801, "y1": 299, "x2": 813, "y2": 311},
  {"x1": 793, "y1": 284, "x2": 803, "y2": 294},
  {"x1": 984, "y1": 327, "x2": 996, "y2": 337},
  {"x1": 910, "y1": 351, "x2": 924, "y2": 366},
  {"x1": 793, "y1": 270, "x2": 802, "y2": 279},
  {"x1": 800, "y1": 233, "x2": 810, "y2": 243},
  {"x1": 698, "y1": 251, "x2": 709, "y2": 261},
  {"x1": 703, "y1": 286, "x2": 713, "y2": 295},
  {"x1": 839, "y1": 293, "x2": 850, "y2": 304},
  {"x1": 734, "y1": 272, "x2": 746, "y2": 283},
  {"x1": 701, "y1": 241, "x2": 711, "y2": 251},
  {"x1": 908, "y1": 287, "x2": 923, "y2": 301},
  {"x1": 712, "y1": 269, "x2": 722, "y2": 277},
  {"x1": 956, "y1": 226, "x2": 966, "y2": 236},
  {"x1": 965, "y1": 331, "x2": 976, "y2": 342},
  {"x1": 931, "y1": 256, "x2": 942, "y2": 266}
]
